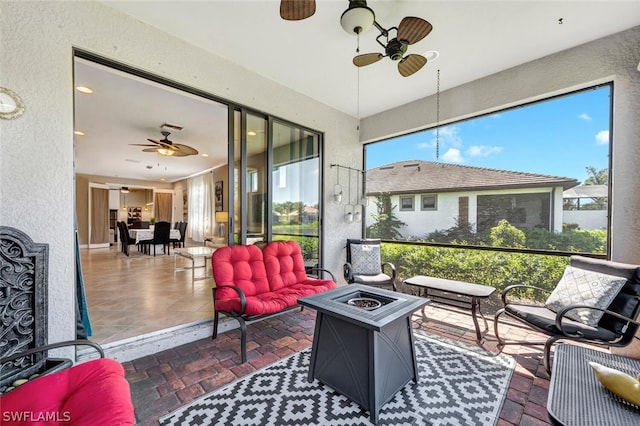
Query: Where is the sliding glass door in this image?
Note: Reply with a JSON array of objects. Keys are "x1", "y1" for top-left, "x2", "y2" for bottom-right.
[
  {"x1": 271, "y1": 120, "x2": 321, "y2": 266},
  {"x1": 230, "y1": 112, "x2": 323, "y2": 266}
]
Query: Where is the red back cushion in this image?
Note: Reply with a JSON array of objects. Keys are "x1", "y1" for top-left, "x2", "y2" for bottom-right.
[
  {"x1": 263, "y1": 241, "x2": 308, "y2": 290},
  {"x1": 212, "y1": 245, "x2": 269, "y2": 298}
]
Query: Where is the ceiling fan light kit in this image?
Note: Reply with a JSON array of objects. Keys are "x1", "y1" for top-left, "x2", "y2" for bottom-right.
[
  {"x1": 340, "y1": 1, "x2": 375, "y2": 35},
  {"x1": 157, "y1": 148, "x2": 175, "y2": 156}
]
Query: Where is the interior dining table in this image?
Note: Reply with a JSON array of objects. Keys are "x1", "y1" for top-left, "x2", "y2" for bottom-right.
[{"x1": 129, "y1": 228, "x2": 181, "y2": 245}]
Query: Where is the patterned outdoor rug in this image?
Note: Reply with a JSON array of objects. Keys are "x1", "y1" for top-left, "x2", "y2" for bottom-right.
[{"x1": 159, "y1": 332, "x2": 515, "y2": 426}]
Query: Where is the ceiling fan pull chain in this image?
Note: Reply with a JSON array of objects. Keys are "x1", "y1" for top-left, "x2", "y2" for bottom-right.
[{"x1": 435, "y1": 68, "x2": 440, "y2": 160}]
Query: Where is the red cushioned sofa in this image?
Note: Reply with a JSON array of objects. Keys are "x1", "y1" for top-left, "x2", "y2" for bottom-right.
[
  {"x1": 0, "y1": 341, "x2": 134, "y2": 425},
  {"x1": 212, "y1": 241, "x2": 336, "y2": 362}
]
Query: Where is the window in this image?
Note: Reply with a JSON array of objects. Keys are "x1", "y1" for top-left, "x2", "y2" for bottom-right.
[
  {"x1": 364, "y1": 84, "x2": 612, "y2": 256},
  {"x1": 248, "y1": 170, "x2": 258, "y2": 193},
  {"x1": 421, "y1": 195, "x2": 437, "y2": 210},
  {"x1": 400, "y1": 196, "x2": 414, "y2": 211}
]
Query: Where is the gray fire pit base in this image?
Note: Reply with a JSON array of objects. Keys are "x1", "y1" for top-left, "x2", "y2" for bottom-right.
[{"x1": 300, "y1": 285, "x2": 428, "y2": 424}]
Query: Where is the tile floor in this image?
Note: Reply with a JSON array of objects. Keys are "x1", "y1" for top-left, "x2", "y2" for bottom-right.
[{"x1": 81, "y1": 242, "x2": 214, "y2": 344}]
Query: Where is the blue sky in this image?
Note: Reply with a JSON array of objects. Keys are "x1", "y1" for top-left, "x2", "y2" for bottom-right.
[{"x1": 366, "y1": 86, "x2": 611, "y2": 185}]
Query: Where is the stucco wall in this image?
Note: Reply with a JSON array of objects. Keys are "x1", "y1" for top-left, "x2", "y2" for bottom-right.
[
  {"x1": 362, "y1": 26, "x2": 640, "y2": 263},
  {"x1": 0, "y1": 1, "x2": 361, "y2": 344}
]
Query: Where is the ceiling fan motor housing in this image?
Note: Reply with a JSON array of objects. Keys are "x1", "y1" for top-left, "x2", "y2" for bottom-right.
[{"x1": 386, "y1": 38, "x2": 408, "y2": 61}]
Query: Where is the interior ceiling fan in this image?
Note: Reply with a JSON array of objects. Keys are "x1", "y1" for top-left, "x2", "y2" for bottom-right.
[
  {"x1": 130, "y1": 130, "x2": 199, "y2": 157},
  {"x1": 280, "y1": 0, "x2": 433, "y2": 77}
]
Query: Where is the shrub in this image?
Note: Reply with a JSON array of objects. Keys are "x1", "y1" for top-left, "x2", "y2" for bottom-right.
[{"x1": 380, "y1": 242, "x2": 568, "y2": 299}]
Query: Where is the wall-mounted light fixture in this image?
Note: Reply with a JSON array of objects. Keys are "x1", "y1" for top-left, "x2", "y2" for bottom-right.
[{"x1": 333, "y1": 166, "x2": 343, "y2": 204}]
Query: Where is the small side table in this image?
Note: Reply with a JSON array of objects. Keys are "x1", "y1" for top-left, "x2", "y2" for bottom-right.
[
  {"x1": 403, "y1": 276, "x2": 495, "y2": 343},
  {"x1": 547, "y1": 344, "x2": 640, "y2": 425},
  {"x1": 173, "y1": 246, "x2": 215, "y2": 286}
]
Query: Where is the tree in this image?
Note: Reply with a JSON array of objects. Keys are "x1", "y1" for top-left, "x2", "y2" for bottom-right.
[
  {"x1": 366, "y1": 193, "x2": 406, "y2": 240},
  {"x1": 584, "y1": 166, "x2": 608, "y2": 185},
  {"x1": 583, "y1": 166, "x2": 608, "y2": 209}
]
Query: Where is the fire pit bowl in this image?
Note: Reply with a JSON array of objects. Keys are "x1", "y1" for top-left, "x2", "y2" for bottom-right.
[{"x1": 347, "y1": 297, "x2": 382, "y2": 310}]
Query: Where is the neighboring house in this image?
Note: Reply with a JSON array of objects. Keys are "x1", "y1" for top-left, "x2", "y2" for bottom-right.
[
  {"x1": 563, "y1": 185, "x2": 608, "y2": 230},
  {"x1": 301, "y1": 205, "x2": 319, "y2": 224},
  {"x1": 365, "y1": 160, "x2": 579, "y2": 237}
]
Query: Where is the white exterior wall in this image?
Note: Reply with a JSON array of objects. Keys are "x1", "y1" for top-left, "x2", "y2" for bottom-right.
[
  {"x1": 0, "y1": 1, "x2": 361, "y2": 345},
  {"x1": 367, "y1": 187, "x2": 565, "y2": 237},
  {"x1": 563, "y1": 210, "x2": 608, "y2": 230},
  {"x1": 363, "y1": 26, "x2": 640, "y2": 264}
]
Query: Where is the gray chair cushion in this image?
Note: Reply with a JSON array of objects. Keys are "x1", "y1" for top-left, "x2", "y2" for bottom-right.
[
  {"x1": 352, "y1": 273, "x2": 393, "y2": 286},
  {"x1": 505, "y1": 303, "x2": 618, "y2": 341}
]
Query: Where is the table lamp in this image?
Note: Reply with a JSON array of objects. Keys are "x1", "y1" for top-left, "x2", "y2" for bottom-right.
[{"x1": 215, "y1": 211, "x2": 228, "y2": 237}]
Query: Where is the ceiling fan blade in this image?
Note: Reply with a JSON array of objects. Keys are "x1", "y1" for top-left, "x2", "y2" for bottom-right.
[
  {"x1": 129, "y1": 143, "x2": 157, "y2": 147},
  {"x1": 398, "y1": 54, "x2": 427, "y2": 77},
  {"x1": 142, "y1": 148, "x2": 159, "y2": 153},
  {"x1": 173, "y1": 144, "x2": 199, "y2": 156},
  {"x1": 280, "y1": 0, "x2": 315, "y2": 21},
  {"x1": 397, "y1": 17, "x2": 433, "y2": 45},
  {"x1": 353, "y1": 53, "x2": 383, "y2": 67}
]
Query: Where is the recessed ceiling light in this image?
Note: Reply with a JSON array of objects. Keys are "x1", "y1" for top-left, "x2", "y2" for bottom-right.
[
  {"x1": 74, "y1": 130, "x2": 85, "y2": 136},
  {"x1": 201, "y1": 153, "x2": 209, "y2": 157},
  {"x1": 75, "y1": 86, "x2": 93, "y2": 94},
  {"x1": 424, "y1": 51, "x2": 440, "y2": 62},
  {"x1": 160, "y1": 178, "x2": 166, "y2": 181}
]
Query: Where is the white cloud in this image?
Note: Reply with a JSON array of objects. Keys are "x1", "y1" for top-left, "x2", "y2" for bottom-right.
[
  {"x1": 438, "y1": 126, "x2": 462, "y2": 148},
  {"x1": 417, "y1": 141, "x2": 433, "y2": 150},
  {"x1": 467, "y1": 145, "x2": 503, "y2": 157},
  {"x1": 579, "y1": 113, "x2": 592, "y2": 121},
  {"x1": 442, "y1": 148, "x2": 463, "y2": 163},
  {"x1": 595, "y1": 130, "x2": 609, "y2": 145}
]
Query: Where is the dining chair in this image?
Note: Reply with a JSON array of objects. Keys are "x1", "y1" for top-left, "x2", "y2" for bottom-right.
[
  {"x1": 117, "y1": 222, "x2": 137, "y2": 256},
  {"x1": 147, "y1": 221, "x2": 171, "y2": 256}
]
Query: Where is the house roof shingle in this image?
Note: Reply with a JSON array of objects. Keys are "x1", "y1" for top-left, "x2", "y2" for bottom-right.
[{"x1": 366, "y1": 160, "x2": 579, "y2": 195}]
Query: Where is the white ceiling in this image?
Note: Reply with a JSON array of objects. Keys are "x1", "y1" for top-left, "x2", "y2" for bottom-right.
[{"x1": 75, "y1": 1, "x2": 640, "y2": 183}]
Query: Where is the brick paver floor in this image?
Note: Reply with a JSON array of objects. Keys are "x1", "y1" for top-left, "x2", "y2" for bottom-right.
[{"x1": 124, "y1": 303, "x2": 554, "y2": 425}]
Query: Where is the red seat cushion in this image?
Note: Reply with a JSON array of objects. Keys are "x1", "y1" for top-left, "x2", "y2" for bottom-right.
[
  {"x1": 263, "y1": 241, "x2": 336, "y2": 293},
  {"x1": 0, "y1": 358, "x2": 134, "y2": 425},
  {"x1": 212, "y1": 242, "x2": 335, "y2": 316}
]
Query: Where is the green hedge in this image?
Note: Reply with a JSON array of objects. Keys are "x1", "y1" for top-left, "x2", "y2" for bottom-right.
[{"x1": 381, "y1": 243, "x2": 569, "y2": 300}]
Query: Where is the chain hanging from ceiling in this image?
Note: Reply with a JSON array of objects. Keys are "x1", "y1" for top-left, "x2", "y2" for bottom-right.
[
  {"x1": 435, "y1": 69, "x2": 441, "y2": 160},
  {"x1": 356, "y1": 33, "x2": 361, "y2": 133}
]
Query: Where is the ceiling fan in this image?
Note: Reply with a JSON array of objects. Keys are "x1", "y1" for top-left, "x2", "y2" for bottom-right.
[
  {"x1": 130, "y1": 130, "x2": 199, "y2": 157},
  {"x1": 280, "y1": 0, "x2": 433, "y2": 77}
]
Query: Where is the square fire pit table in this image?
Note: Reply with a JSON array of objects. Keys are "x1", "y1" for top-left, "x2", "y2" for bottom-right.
[{"x1": 298, "y1": 284, "x2": 429, "y2": 424}]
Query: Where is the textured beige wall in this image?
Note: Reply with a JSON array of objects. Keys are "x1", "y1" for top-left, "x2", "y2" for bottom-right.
[{"x1": 363, "y1": 26, "x2": 640, "y2": 264}]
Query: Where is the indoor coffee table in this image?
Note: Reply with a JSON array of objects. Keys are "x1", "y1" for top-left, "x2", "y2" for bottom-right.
[
  {"x1": 404, "y1": 276, "x2": 496, "y2": 343},
  {"x1": 299, "y1": 284, "x2": 429, "y2": 424},
  {"x1": 173, "y1": 246, "x2": 215, "y2": 285}
]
